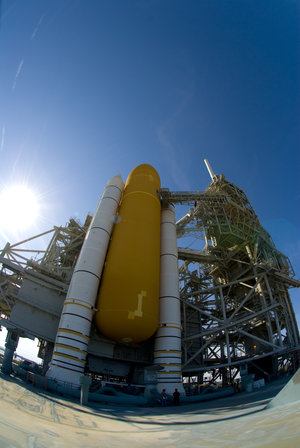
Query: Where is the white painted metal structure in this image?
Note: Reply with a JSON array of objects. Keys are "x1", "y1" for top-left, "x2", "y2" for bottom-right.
[
  {"x1": 0, "y1": 162, "x2": 299, "y2": 390},
  {"x1": 204, "y1": 158, "x2": 216, "y2": 181},
  {"x1": 159, "y1": 162, "x2": 300, "y2": 385},
  {"x1": 46, "y1": 175, "x2": 124, "y2": 385},
  {"x1": 154, "y1": 204, "x2": 185, "y2": 394}
]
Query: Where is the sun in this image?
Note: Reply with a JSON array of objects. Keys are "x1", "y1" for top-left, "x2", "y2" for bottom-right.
[{"x1": 0, "y1": 184, "x2": 40, "y2": 232}]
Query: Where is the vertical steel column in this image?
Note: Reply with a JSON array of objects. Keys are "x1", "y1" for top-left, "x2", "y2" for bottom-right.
[
  {"x1": 219, "y1": 286, "x2": 231, "y2": 365},
  {"x1": 1, "y1": 329, "x2": 19, "y2": 374},
  {"x1": 263, "y1": 274, "x2": 283, "y2": 347}
]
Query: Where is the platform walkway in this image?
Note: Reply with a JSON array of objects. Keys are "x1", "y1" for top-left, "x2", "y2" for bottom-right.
[{"x1": 0, "y1": 372, "x2": 299, "y2": 448}]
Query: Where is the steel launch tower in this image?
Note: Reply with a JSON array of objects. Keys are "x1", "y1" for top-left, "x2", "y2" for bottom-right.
[
  {"x1": 0, "y1": 161, "x2": 299, "y2": 390},
  {"x1": 161, "y1": 160, "x2": 300, "y2": 385}
]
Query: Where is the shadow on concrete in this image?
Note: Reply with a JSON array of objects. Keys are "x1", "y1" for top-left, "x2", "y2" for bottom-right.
[{"x1": 0, "y1": 371, "x2": 291, "y2": 427}]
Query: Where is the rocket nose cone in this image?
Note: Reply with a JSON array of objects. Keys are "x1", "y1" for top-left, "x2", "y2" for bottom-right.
[
  {"x1": 126, "y1": 164, "x2": 161, "y2": 189},
  {"x1": 107, "y1": 174, "x2": 125, "y2": 190}
]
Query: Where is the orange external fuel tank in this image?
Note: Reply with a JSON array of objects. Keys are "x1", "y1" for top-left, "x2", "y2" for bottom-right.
[{"x1": 95, "y1": 164, "x2": 161, "y2": 343}]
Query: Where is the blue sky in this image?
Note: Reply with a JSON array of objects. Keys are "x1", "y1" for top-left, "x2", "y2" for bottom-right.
[{"x1": 0, "y1": 0, "x2": 299, "y2": 353}]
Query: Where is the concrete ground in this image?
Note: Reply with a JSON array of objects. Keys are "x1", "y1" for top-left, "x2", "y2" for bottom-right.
[{"x1": 0, "y1": 372, "x2": 299, "y2": 448}]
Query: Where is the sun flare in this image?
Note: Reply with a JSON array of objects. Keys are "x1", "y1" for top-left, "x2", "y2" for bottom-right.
[{"x1": 0, "y1": 185, "x2": 40, "y2": 232}]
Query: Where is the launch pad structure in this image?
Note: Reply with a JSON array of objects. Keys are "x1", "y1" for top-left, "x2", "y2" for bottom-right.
[{"x1": 0, "y1": 162, "x2": 299, "y2": 392}]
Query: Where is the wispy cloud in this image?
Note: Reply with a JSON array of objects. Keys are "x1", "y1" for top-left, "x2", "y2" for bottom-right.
[
  {"x1": 0, "y1": 127, "x2": 5, "y2": 152},
  {"x1": 12, "y1": 59, "x2": 24, "y2": 90},
  {"x1": 156, "y1": 90, "x2": 194, "y2": 190},
  {"x1": 31, "y1": 13, "x2": 46, "y2": 39}
]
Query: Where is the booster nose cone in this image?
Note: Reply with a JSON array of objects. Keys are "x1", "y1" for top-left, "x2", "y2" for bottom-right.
[{"x1": 95, "y1": 164, "x2": 161, "y2": 343}]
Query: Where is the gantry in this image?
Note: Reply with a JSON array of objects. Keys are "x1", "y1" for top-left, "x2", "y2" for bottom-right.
[
  {"x1": 159, "y1": 162, "x2": 300, "y2": 384},
  {"x1": 0, "y1": 164, "x2": 299, "y2": 386}
]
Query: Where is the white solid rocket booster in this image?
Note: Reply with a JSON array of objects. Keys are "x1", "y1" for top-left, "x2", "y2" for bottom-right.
[
  {"x1": 154, "y1": 204, "x2": 185, "y2": 394},
  {"x1": 46, "y1": 175, "x2": 124, "y2": 386}
]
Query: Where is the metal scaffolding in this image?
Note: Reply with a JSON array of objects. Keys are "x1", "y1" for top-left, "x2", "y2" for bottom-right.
[
  {"x1": 0, "y1": 171, "x2": 299, "y2": 385},
  {"x1": 160, "y1": 173, "x2": 300, "y2": 384},
  {"x1": 0, "y1": 217, "x2": 90, "y2": 318}
]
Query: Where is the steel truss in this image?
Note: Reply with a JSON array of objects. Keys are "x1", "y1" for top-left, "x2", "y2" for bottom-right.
[
  {"x1": 0, "y1": 217, "x2": 90, "y2": 318},
  {"x1": 0, "y1": 176, "x2": 299, "y2": 385},
  {"x1": 160, "y1": 175, "x2": 300, "y2": 384}
]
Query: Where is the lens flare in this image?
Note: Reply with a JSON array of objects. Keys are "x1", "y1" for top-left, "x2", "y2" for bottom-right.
[{"x1": 0, "y1": 185, "x2": 40, "y2": 231}]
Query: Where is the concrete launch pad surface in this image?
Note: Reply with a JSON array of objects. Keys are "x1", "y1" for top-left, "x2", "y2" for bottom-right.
[{"x1": 0, "y1": 373, "x2": 299, "y2": 448}]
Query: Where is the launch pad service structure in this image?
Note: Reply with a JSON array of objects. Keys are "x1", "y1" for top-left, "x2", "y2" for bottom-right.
[{"x1": 0, "y1": 161, "x2": 299, "y2": 396}]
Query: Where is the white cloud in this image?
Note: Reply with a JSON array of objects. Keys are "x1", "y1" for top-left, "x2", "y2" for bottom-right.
[
  {"x1": 0, "y1": 127, "x2": 5, "y2": 152},
  {"x1": 12, "y1": 59, "x2": 24, "y2": 90},
  {"x1": 156, "y1": 90, "x2": 194, "y2": 190},
  {"x1": 31, "y1": 13, "x2": 46, "y2": 39}
]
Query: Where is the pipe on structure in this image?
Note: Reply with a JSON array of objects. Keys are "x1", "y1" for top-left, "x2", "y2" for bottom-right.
[
  {"x1": 204, "y1": 158, "x2": 216, "y2": 181},
  {"x1": 154, "y1": 204, "x2": 185, "y2": 395},
  {"x1": 46, "y1": 175, "x2": 124, "y2": 386}
]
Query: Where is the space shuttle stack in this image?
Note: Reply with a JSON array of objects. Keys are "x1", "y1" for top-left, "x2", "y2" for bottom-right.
[
  {"x1": 46, "y1": 164, "x2": 185, "y2": 394},
  {"x1": 95, "y1": 164, "x2": 161, "y2": 344},
  {"x1": 154, "y1": 204, "x2": 185, "y2": 394},
  {"x1": 46, "y1": 175, "x2": 124, "y2": 386}
]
